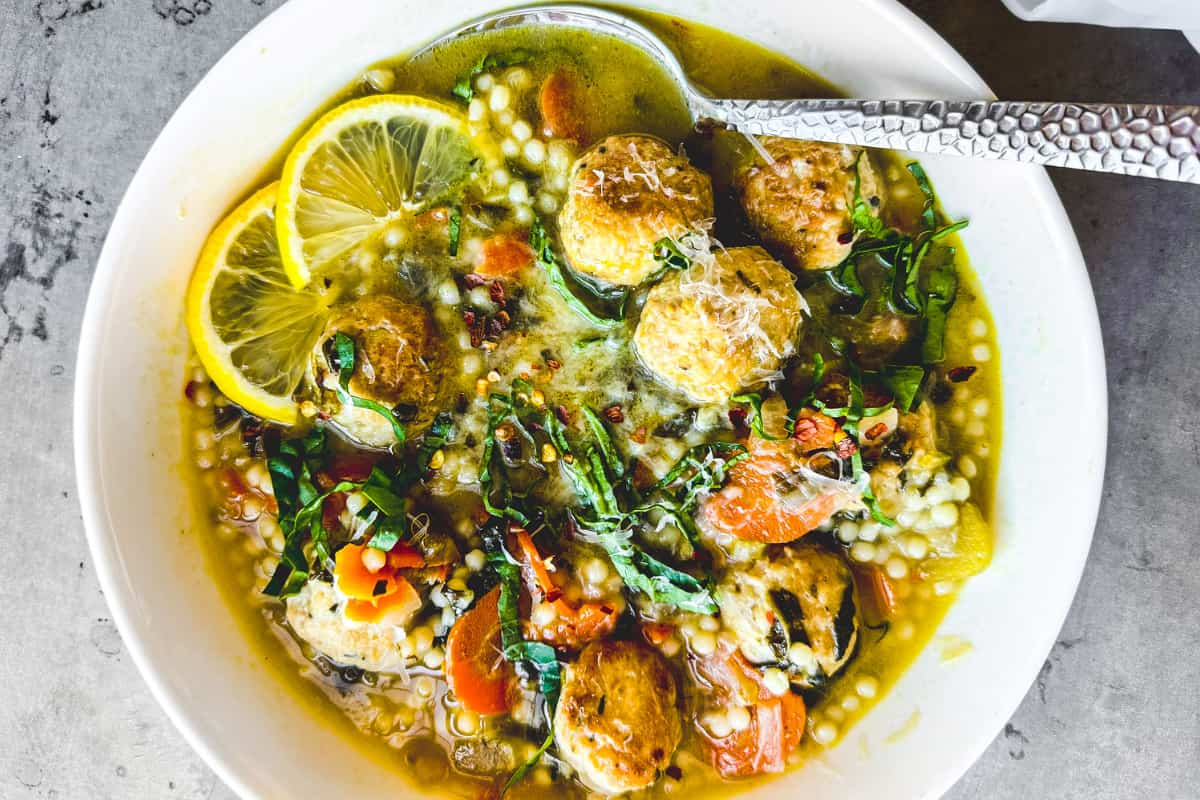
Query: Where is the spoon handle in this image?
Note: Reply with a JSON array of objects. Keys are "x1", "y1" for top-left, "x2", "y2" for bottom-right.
[{"x1": 698, "y1": 98, "x2": 1200, "y2": 183}]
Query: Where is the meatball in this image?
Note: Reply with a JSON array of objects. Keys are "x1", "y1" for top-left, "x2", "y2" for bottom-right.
[
  {"x1": 715, "y1": 544, "x2": 859, "y2": 689},
  {"x1": 558, "y1": 134, "x2": 714, "y2": 286},
  {"x1": 285, "y1": 580, "x2": 412, "y2": 674},
  {"x1": 734, "y1": 139, "x2": 882, "y2": 270},
  {"x1": 633, "y1": 246, "x2": 804, "y2": 402},
  {"x1": 554, "y1": 639, "x2": 682, "y2": 794},
  {"x1": 312, "y1": 295, "x2": 443, "y2": 448}
]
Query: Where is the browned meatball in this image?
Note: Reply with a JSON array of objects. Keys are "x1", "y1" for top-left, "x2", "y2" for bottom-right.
[
  {"x1": 735, "y1": 139, "x2": 882, "y2": 270},
  {"x1": 313, "y1": 295, "x2": 443, "y2": 448},
  {"x1": 715, "y1": 544, "x2": 859, "y2": 689},
  {"x1": 633, "y1": 246, "x2": 805, "y2": 402},
  {"x1": 554, "y1": 639, "x2": 683, "y2": 793},
  {"x1": 558, "y1": 134, "x2": 714, "y2": 286}
]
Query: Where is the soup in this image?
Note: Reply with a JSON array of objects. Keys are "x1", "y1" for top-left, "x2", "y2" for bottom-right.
[{"x1": 182, "y1": 11, "x2": 999, "y2": 799}]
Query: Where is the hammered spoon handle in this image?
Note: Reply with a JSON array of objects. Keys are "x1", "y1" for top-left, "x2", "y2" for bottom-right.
[{"x1": 692, "y1": 98, "x2": 1200, "y2": 183}]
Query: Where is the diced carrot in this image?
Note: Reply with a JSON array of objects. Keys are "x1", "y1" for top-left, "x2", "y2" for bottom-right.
[
  {"x1": 538, "y1": 68, "x2": 587, "y2": 143},
  {"x1": 852, "y1": 563, "x2": 898, "y2": 625},
  {"x1": 334, "y1": 543, "x2": 397, "y2": 601},
  {"x1": 475, "y1": 233, "x2": 534, "y2": 277},
  {"x1": 643, "y1": 623, "x2": 674, "y2": 646},
  {"x1": 693, "y1": 645, "x2": 807, "y2": 778},
  {"x1": 791, "y1": 408, "x2": 842, "y2": 452},
  {"x1": 514, "y1": 526, "x2": 620, "y2": 649},
  {"x1": 344, "y1": 577, "x2": 420, "y2": 625},
  {"x1": 525, "y1": 601, "x2": 620, "y2": 650},
  {"x1": 387, "y1": 542, "x2": 425, "y2": 570},
  {"x1": 446, "y1": 588, "x2": 513, "y2": 715},
  {"x1": 513, "y1": 527, "x2": 556, "y2": 596},
  {"x1": 325, "y1": 452, "x2": 379, "y2": 482}
]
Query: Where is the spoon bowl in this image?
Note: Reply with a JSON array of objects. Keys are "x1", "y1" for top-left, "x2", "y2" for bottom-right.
[{"x1": 419, "y1": 3, "x2": 1200, "y2": 182}]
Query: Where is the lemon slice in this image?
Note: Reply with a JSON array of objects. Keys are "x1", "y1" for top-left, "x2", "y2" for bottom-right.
[
  {"x1": 187, "y1": 183, "x2": 332, "y2": 425},
  {"x1": 276, "y1": 94, "x2": 494, "y2": 288}
]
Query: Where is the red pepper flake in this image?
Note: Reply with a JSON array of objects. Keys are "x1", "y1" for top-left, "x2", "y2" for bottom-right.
[
  {"x1": 665, "y1": 766, "x2": 683, "y2": 781},
  {"x1": 545, "y1": 589, "x2": 563, "y2": 603},
  {"x1": 546, "y1": 357, "x2": 562, "y2": 370},
  {"x1": 631, "y1": 426, "x2": 648, "y2": 444},
  {"x1": 599, "y1": 604, "x2": 614, "y2": 615},
  {"x1": 602, "y1": 404, "x2": 624, "y2": 424},
  {"x1": 555, "y1": 405, "x2": 572, "y2": 425},
  {"x1": 947, "y1": 365, "x2": 977, "y2": 383},
  {"x1": 488, "y1": 280, "x2": 506, "y2": 306},
  {"x1": 464, "y1": 273, "x2": 488, "y2": 289},
  {"x1": 729, "y1": 406, "x2": 749, "y2": 433},
  {"x1": 837, "y1": 230, "x2": 854, "y2": 245},
  {"x1": 184, "y1": 380, "x2": 201, "y2": 401},
  {"x1": 463, "y1": 309, "x2": 486, "y2": 348},
  {"x1": 834, "y1": 436, "x2": 858, "y2": 459},
  {"x1": 865, "y1": 422, "x2": 888, "y2": 441}
]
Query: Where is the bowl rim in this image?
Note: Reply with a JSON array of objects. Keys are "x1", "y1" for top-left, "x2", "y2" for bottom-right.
[{"x1": 73, "y1": 1, "x2": 1107, "y2": 798}]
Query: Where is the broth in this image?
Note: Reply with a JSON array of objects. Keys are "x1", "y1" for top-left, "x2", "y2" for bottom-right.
[{"x1": 183, "y1": 11, "x2": 1000, "y2": 799}]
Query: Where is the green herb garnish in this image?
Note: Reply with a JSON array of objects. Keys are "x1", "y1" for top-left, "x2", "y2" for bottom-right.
[
  {"x1": 451, "y1": 50, "x2": 532, "y2": 103},
  {"x1": 730, "y1": 392, "x2": 787, "y2": 441},
  {"x1": 448, "y1": 205, "x2": 462, "y2": 257},
  {"x1": 829, "y1": 157, "x2": 969, "y2": 369},
  {"x1": 530, "y1": 218, "x2": 626, "y2": 329},
  {"x1": 331, "y1": 333, "x2": 407, "y2": 445},
  {"x1": 652, "y1": 236, "x2": 691, "y2": 272},
  {"x1": 484, "y1": 540, "x2": 562, "y2": 794}
]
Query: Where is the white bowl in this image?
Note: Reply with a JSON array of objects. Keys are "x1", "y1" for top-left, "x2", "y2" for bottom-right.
[{"x1": 74, "y1": 1, "x2": 1107, "y2": 798}]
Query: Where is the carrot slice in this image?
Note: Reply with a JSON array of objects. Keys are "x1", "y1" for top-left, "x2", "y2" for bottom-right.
[
  {"x1": 344, "y1": 577, "x2": 420, "y2": 625},
  {"x1": 334, "y1": 543, "x2": 397, "y2": 601},
  {"x1": 446, "y1": 587, "x2": 513, "y2": 715},
  {"x1": 702, "y1": 437, "x2": 848, "y2": 543},
  {"x1": 475, "y1": 233, "x2": 534, "y2": 277}
]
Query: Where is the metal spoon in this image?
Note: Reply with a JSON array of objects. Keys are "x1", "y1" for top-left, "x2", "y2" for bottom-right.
[{"x1": 416, "y1": 4, "x2": 1200, "y2": 183}]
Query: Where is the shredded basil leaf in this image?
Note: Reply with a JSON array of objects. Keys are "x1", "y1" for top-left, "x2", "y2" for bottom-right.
[
  {"x1": 877, "y1": 365, "x2": 926, "y2": 412},
  {"x1": 573, "y1": 514, "x2": 718, "y2": 614},
  {"x1": 730, "y1": 392, "x2": 787, "y2": 441},
  {"x1": 549, "y1": 412, "x2": 736, "y2": 610},
  {"x1": 920, "y1": 254, "x2": 960, "y2": 364},
  {"x1": 451, "y1": 50, "x2": 532, "y2": 102},
  {"x1": 652, "y1": 236, "x2": 691, "y2": 272},
  {"x1": 264, "y1": 430, "x2": 331, "y2": 597},
  {"x1": 448, "y1": 205, "x2": 462, "y2": 257},
  {"x1": 484, "y1": 542, "x2": 562, "y2": 794},
  {"x1": 530, "y1": 218, "x2": 625, "y2": 329},
  {"x1": 330, "y1": 332, "x2": 407, "y2": 445}
]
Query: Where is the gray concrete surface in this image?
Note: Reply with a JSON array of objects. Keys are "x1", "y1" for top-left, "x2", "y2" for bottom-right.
[{"x1": 0, "y1": 1, "x2": 1196, "y2": 798}]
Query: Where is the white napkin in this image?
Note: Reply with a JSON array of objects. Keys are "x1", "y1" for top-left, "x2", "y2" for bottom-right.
[{"x1": 999, "y1": 0, "x2": 1200, "y2": 50}]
